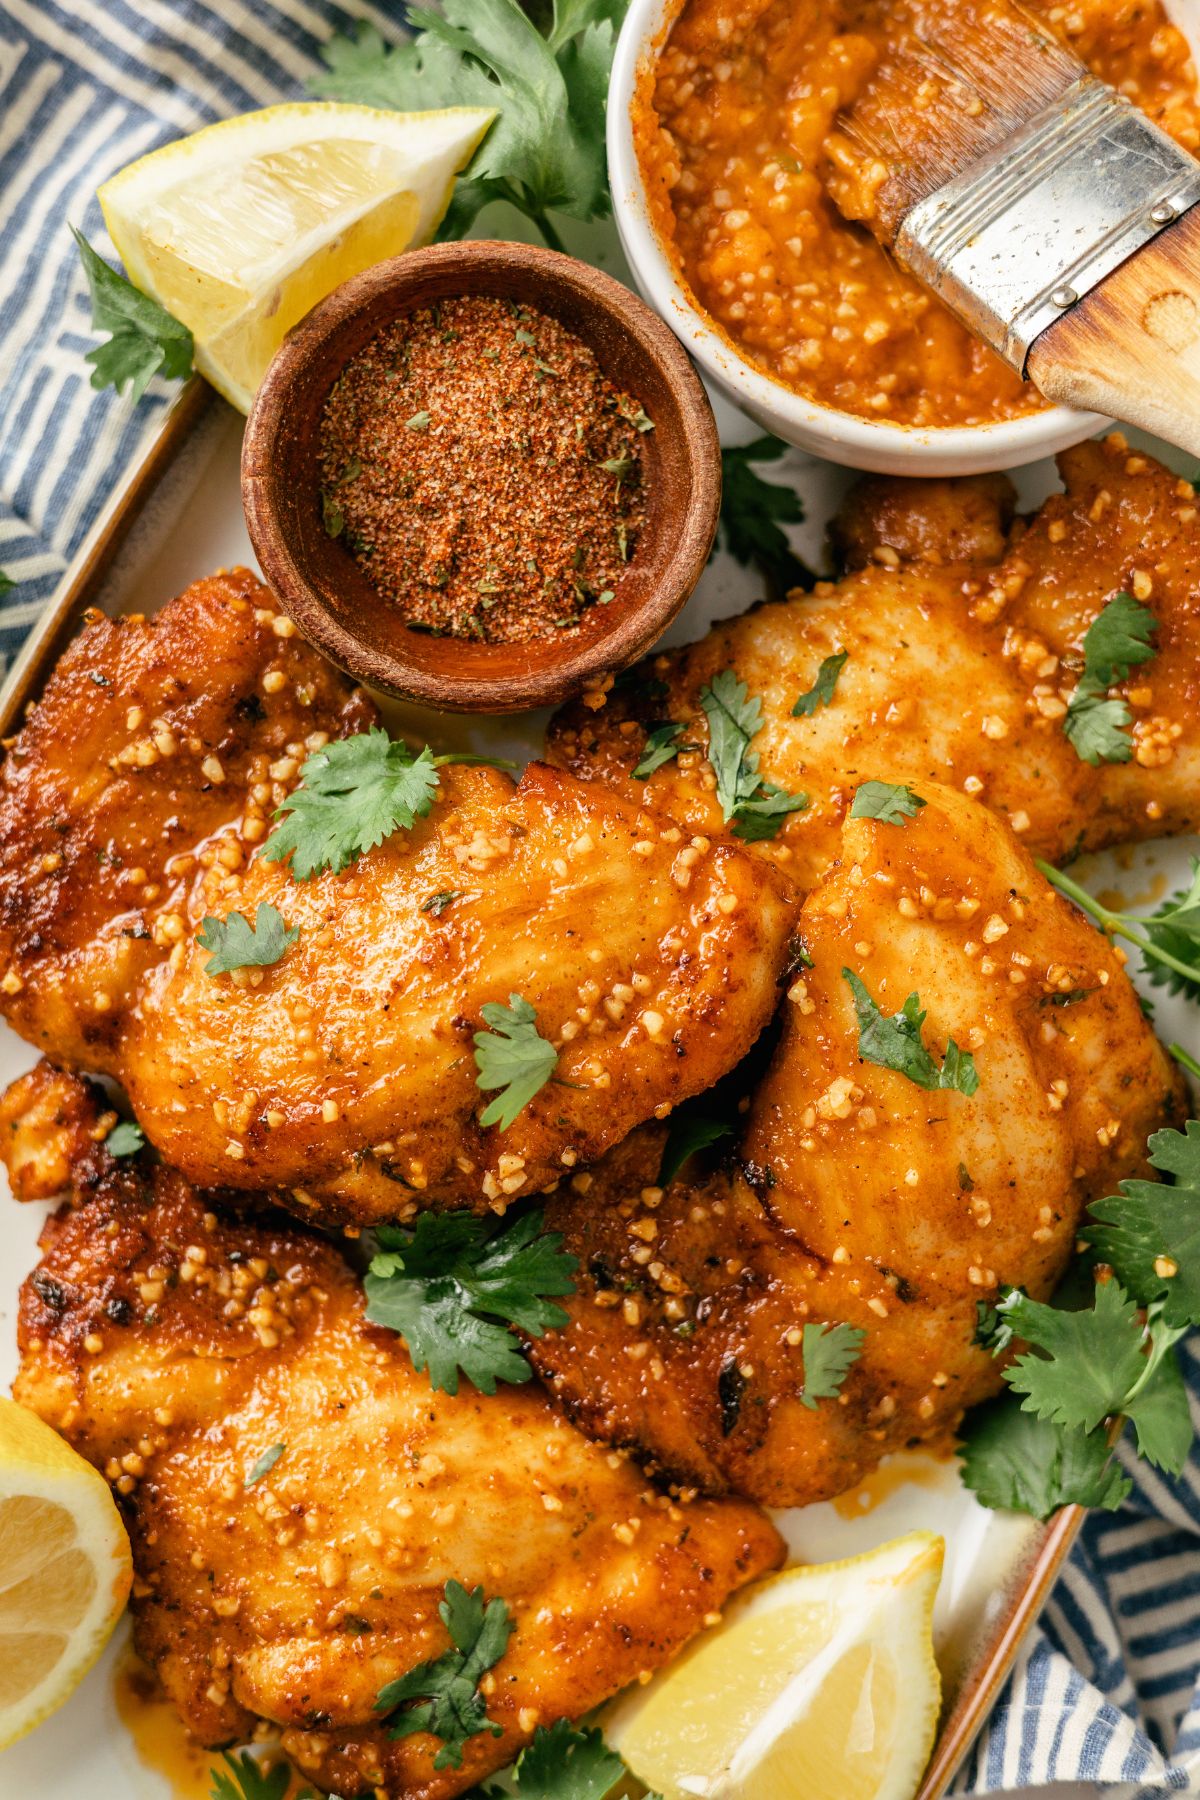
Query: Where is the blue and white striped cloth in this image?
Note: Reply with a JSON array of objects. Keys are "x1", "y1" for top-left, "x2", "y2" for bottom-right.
[{"x1": 1, "y1": 4, "x2": 1199, "y2": 1795}]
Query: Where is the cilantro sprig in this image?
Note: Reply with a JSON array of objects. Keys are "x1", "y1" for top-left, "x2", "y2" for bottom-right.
[
  {"x1": 313, "y1": 0, "x2": 625, "y2": 249},
  {"x1": 72, "y1": 227, "x2": 193, "y2": 402},
  {"x1": 659, "y1": 1113, "x2": 735, "y2": 1186},
  {"x1": 375, "y1": 1580, "x2": 514, "y2": 1768},
  {"x1": 1062, "y1": 590, "x2": 1158, "y2": 766},
  {"x1": 196, "y1": 903, "x2": 298, "y2": 976},
  {"x1": 849, "y1": 781, "x2": 925, "y2": 826},
  {"x1": 476, "y1": 1720, "x2": 653, "y2": 1800},
  {"x1": 261, "y1": 729, "x2": 503, "y2": 880},
  {"x1": 792, "y1": 650, "x2": 847, "y2": 718},
  {"x1": 843, "y1": 970, "x2": 979, "y2": 1095},
  {"x1": 698, "y1": 669, "x2": 808, "y2": 843},
  {"x1": 365, "y1": 1208, "x2": 577, "y2": 1394},
  {"x1": 961, "y1": 1114, "x2": 1200, "y2": 1519},
  {"x1": 715, "y1": 436, "x2": 808, "y2": 592},
  {"x1": 474, "y1": 994, "x2": 559, "y2": 1129},
  {"x1": 634, "y1": 722, "x2": 687, "y2": 779},
  {"x1": 1038, "y1": 856, "x2": 1200, "y2": 1011},
  {"x1": 799, "y1": 1322, "x2": 864, "y2": 1408},
  {"x1": 209, "y1": 1752, "x2": 312, "y2": 1800}
]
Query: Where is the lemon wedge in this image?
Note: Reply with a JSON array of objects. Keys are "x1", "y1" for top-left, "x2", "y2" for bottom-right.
[
  {"x1": 0, "y1": 1397, "x2": 132, "y2": 1748},
  {"x1": 609, "y1": 1531, "x2": 944, "y2": 1800},
  {"x1": 98, "y1": 101, "x2": 495, "y2": 411}
]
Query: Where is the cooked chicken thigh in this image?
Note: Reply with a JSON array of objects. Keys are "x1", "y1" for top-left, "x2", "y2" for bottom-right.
[
  {"x1": 530, "y1": 787, "x2": 1184, "y2": 1505},
  {"x1": 10, "y1": 1074, "x2": 781, "y2": 1800},
  {"x1": 0, "y1": 570, "x2": 375, "y2": 1069},
  {"x1": 0, "y1": 580, "x2": 793, "y2": 1223},
  {"x1": 548, "y1": 437, "x2": 1200, "y2": 888}
]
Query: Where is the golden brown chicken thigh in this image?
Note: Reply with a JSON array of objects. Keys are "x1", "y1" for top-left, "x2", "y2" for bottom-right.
[
  {"x1": 0, "y1": 570, "x2": 376, "y2": 1069},
  {"x1": 530, "y1": 786, "x2": 1184, "y2": 1506},
  {"x1": 549, "y1": 437, "x2": 1200, "y2": 888},
  {"x1": 11, "y1": 1079, "x2": 781, "y2": 1800},
  {"x1": 0, "y1": 581, "x2": 793, "y2": 1224}
]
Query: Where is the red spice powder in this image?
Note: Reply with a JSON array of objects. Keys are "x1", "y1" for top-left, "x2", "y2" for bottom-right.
[{"x1": 318, "y1": 294, "x2": 653, "y2": 645}]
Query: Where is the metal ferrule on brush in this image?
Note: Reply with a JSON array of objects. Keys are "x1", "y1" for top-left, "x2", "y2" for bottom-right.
[{"x1": 895, "y1": 73, "x2": 1200, "y2": 373}]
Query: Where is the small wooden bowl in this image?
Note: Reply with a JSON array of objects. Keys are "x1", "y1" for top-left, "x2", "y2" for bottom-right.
[{"x1": 241, "y1": 240, "x2": 721, "y2": 713}]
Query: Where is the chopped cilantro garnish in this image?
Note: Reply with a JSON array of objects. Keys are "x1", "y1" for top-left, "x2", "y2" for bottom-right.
[
  {"x1": 843, "y1": 970, "x2": 979, "y2": 1095},
  {"x1": 1063, "y1": 590, "x2": 1158, "y2": 765},
  {"x1": 364, "y1": 1208, "x2": 577, "y2": 1394},
  {"x1": 849, "y1": 781, "x2": 926, "y2": 825},
  {"x1": 716, "y1": 436, "x2": 807, "y2": 591},
  {"x1": 634, "y1": 722, "x2": 686, "y2": 779},
  {"x1": 196, "y1": 903, "x2": 298, "y2": 976},
  {"x1": 698, "y1": 669, "x2": 807, "y2": 842},
  {"x1": 473, "y1": 995, "x2": 558, "y2": 1130},
  {"x1": 106, "y1": 1119, "x2": 145, "y2": 1157},
  {"x1": 244, "y1": 1443, "x2": 286, "y2": 1488},
  {"x1": 799, "y1": 1321, "x2": 864, "y2": 1408},
  {"x1": 209, "y1": 1750, "x2": 296, "y2": 1800},
  {"x1": 658, "y1": 1113, "x2": 735, "y2": 1186},
  {"x1": 374, "y1": 1580, "x2": 514, "y2": 1768},
  {"x1": 791, "y1": 650, "x2": 847, "y2": 717}
]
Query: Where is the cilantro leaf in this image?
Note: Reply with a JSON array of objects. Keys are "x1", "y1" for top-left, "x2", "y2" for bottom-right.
[
  {"x1": 1123, "y1": 1343, "x2": 1194, "y2": 1472},
  {"x1": 375, "y1": 1580, "x2": 514, "y2": 1768},
  {"x1": 106, "y1": 1119, "x2": 145, "y2": 1157},
  {"x1": 1063, "y1": 591, "x2": 1158, "y2": 766},
  {"x1": 72, "y1": 227, "x2": 193, "y2": 403},
  {"x1": 698, "y1": 670, "x2": 807, "y2": 842},
  {"x1": 1077, "y1": 589, "x2": 1159, "y2": 685},
  {"x1": 634, "y1": 722, "x2": 686, "y2": 778},
  {"x1": 510, "y1": 1720, "x2": 625, "y2": 1799},
  {"x1": 997, "y1": 1283, "x2": 1148, "y2": 1434},
  {"x1": 792, "y1": 650, "x2": 847, "y2": 717},
  {"x1": 196, "y1": 903, "x2": 298, "y2": 976},
  {"x1": 364, "y1": 1208, "x2": 577, "y2": 1395},
  {"x1": 312, "y1": 1, "x2": 624, "y2": 247},
  {"x1": 842, "y1": 970, "x2": 980, "y2": 1095},
  {"x1": 731, "y1": 781, "x2": 810, "y2": 842},
  {"x1": 422, "y1": 890, "x2": 464, "y2": 917},
  {"x1": 209, "y1": 1752, "x2": 292, "y2": 1800},
  {"x1": 799, "y1": 1321, "x2": 864, "y2": 1408},
  {"x1": 958, "y1": 1398, "x2": 1131, "y2": 1520},
  {"x1": 1038, "y1": 859, "x2": 1200, "y2": 1015},
  {"x1": 1085, "y1": 1118, "x2": 1200, "y2": 1328},
  {"x1": 261, "y1": 729, "x2": 441, "y2": 880},
  {"x1": 849, "y1": 781, "x2": 926, "y2": 826},
  {"x1": 474, "y1": 994, "x2": 559, "y2": 1130},
  {"x1": 716, "y1": 437, "x2": 808, "y2": 591},
  {"x1": 0, "y1": 571, "x2": 15, "y2": 596},
  {"x1": 1141, "y1": 862, "x2": 1200, "y2": 1004},
  {"x1": 659, "y1": 1113, "x2": 734, "y2": 1186},
  {"x1": 244, "y1": 1443, "x2": 286, "y2": 1488}
]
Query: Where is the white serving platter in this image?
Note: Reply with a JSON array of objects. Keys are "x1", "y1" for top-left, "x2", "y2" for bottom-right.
[{"x1": 0, "y1": 245, "x2": 1197, "y2": 1800}]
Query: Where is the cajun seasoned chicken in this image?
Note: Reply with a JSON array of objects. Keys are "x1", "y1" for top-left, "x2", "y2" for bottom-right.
[
  {"x1": 9, "y1": 1072, "x2": 781, "y2": 1800},
  {"x1": 0, "y1": 570, "x2": 376, "y2": 1070},
  {"x1": 549, "y1": 436, "x2": 1200, "y2": 888},
  {"x1": 530, "y1": 786, "x2": 1184, "y2": 1506},
  {"x1": 0, "y1": 576, "x2": 793, "y2": 1222}
]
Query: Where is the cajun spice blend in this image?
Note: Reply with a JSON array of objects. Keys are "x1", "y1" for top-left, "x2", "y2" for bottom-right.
[{"x1": 318, "y1": 294, "x2": 653, "y2": 645}]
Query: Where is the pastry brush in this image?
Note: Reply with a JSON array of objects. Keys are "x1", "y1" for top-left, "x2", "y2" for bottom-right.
[{"x1": 823, "y1": 0, "x2": 1200, "y2": 453}]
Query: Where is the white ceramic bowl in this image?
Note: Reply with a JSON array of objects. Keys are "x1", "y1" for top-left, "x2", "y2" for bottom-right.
[{"x1": 606, "y1": 0, "x2": 1108, "y2": 476}]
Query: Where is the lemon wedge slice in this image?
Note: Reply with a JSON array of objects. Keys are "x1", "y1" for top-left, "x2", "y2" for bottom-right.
[
  {"x1": 609, "y1": 1531, "x2": 944, "y2": 1800},
  {"x1": 98, "y1": 101, "x2": 495, "y2": 411},
  {"x1": 0, "y1": 1396, "x2": 132, "y2": 1748}
]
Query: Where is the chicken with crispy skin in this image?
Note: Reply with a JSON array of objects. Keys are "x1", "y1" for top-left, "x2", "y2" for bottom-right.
[
  {"x1": 9, "y1": 1072, "x2": 781, "y2": 1800},
  {"x1": 530, "y1": 786, "x2": 1184, "y2": 1506},
  {"x1": 549, "y1": 437, "x2": 1200, "y2": 888},
  {"x1": 0, "y1": 577, "x2": 794, "y2": 1222}
]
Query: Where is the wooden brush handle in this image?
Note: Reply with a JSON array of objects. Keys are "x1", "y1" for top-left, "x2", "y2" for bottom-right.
[{"x1": 1028, "y1": 206, "x2": 1200, "y2": 457}]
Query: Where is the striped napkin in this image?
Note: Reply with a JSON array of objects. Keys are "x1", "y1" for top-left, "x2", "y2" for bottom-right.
[{"x1": 1, "y1": 3, "x2": 1199, "y2": 1794}]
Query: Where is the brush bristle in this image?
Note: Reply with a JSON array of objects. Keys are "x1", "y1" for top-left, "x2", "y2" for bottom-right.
[{"x1": 824, "y1": 0, "x2": 1084, "y2": 243}]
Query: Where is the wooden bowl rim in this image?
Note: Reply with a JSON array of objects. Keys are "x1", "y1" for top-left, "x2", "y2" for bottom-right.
[{"x1": 241, "y1": 239, "x2": 721, "y2": 714}]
